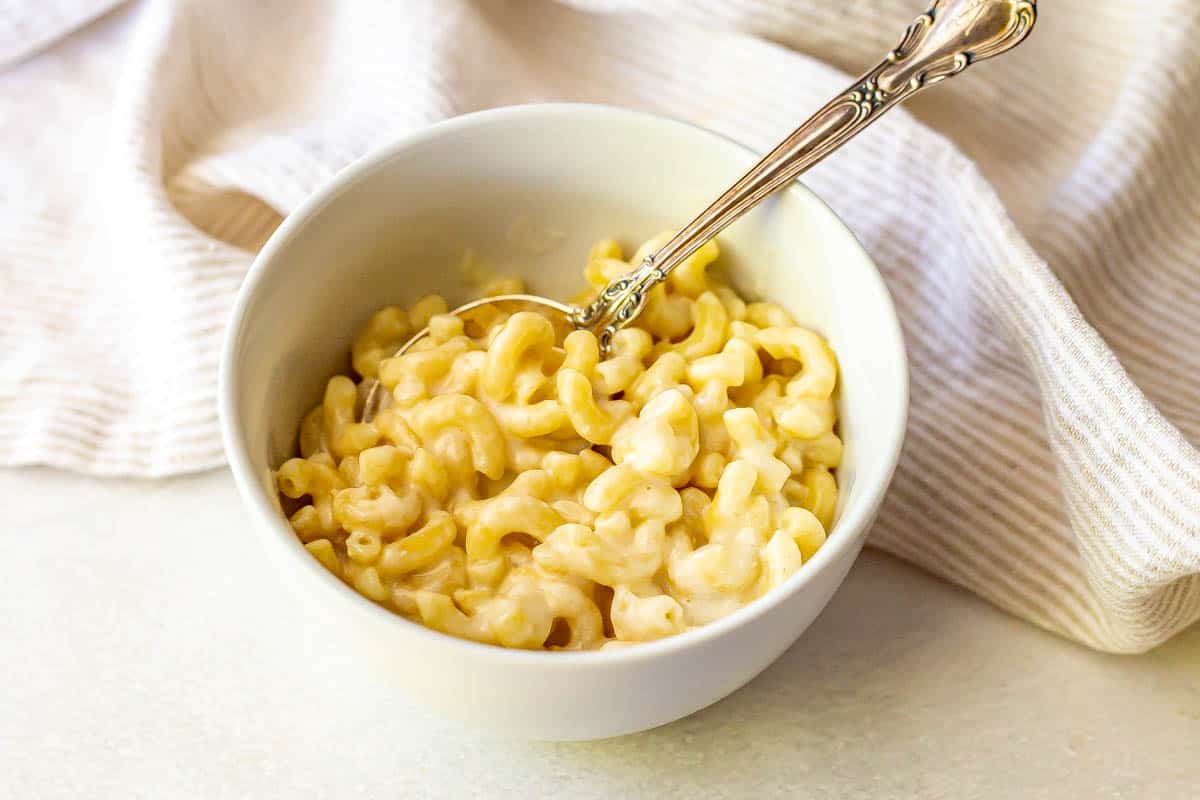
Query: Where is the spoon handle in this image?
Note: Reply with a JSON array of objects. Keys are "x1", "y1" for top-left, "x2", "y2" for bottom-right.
[{"x1": 576, "y1": 0, "x2": 1036, "y2": 350}]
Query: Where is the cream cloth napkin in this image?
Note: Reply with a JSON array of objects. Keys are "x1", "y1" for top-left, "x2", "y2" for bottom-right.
[{"x1": 2, "y1": 0, "x2": 1198, "y2": 653}]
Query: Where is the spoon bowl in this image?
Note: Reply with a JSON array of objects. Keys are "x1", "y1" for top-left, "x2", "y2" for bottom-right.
[{"x1": 361, "y1": 293, "x2": 572, "y2": 421}]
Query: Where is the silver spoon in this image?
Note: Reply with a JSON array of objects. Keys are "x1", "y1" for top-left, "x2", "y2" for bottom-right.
[{"x1": 364, "y1": 0, "x2": 1036, "y2": 421}]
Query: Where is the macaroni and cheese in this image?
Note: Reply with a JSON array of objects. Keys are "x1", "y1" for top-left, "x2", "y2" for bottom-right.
[{"x1": 276, "y1": 234, "x2": 841, "y2": 650}]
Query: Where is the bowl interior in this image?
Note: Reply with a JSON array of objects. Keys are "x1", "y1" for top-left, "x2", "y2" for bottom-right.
[{"x1": 224, "y1": 104, "x2": 906, "y2": 636}]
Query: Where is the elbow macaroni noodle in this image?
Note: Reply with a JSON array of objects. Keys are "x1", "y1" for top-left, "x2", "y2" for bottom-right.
[{"x1": 276, "y1": 234, "x2": 842, "y2": 650}]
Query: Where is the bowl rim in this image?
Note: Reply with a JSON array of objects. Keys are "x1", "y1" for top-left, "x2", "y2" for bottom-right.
[{"x1": 219, "y1": 102, "x2": 909, "y2": 666}]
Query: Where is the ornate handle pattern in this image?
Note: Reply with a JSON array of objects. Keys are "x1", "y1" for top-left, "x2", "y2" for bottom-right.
[{"x1": 575, "y1": 0, "x2": 1036, "y2": 352}]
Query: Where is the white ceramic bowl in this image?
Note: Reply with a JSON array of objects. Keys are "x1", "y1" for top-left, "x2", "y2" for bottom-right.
[{"x1": 220, "y1": 103, "x2": 907, "y2": 741}]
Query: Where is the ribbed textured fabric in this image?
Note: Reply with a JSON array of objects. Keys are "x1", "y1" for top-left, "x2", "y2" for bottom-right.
[{"x1": 1, "y1": 0, "x2": 1197, "y2": 653}]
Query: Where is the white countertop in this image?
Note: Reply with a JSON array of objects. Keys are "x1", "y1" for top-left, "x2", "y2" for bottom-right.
[{"x1": 2, "y1": 467, "x2": 1197, "y2": 799}]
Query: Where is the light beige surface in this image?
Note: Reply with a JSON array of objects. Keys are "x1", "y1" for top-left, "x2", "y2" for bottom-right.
[{"x1": 2, "y1": 468, "x2": 1196, "y2": 799}]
